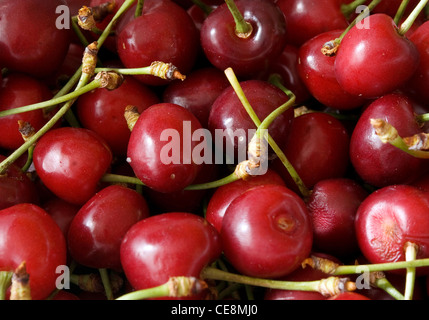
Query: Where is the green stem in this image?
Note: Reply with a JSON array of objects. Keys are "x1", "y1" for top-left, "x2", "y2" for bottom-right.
[
  {"x1": 116, "y1": 282, "x2": 170, "y2": 300},
  {"x1": 394, "y1": 0, "x2": 411, "y2": 25},
  {"x1": 99, "y1": 268, "x2": 114, "y2": 300},
  {"x1": 71, "y1": 16, "x2": 90, "y2": 47},
  {"x1": 0, "y1": 271, "x2": 13, "y2": 300},
  {"x1": 374, "y1": 277, "x2": 405, "y2": 300},
  {"x1": 332, "y1": 258, "x2": 429, "y2": 275},
  {"x1": 94, "y1": 66, "x2": 152, "y2": 75},
  {"x1": 416, "y1": 112, "x2": 429, "y2": 123},
  {"x1": 134, "y1": 0, "x2": 144, "y2": 18},
  {"x1": 191, "y1": 0, "x2": 214, "y2": 15},
  {"x1": 100, "y1": 173, "x2": 145, "y2": 186},
  {"x1": 21, "y1": 145, "x2": 35, "y2": 173},
  {"x1": 341, "y1": 0, "x2": 369, "y2": 20},
  {"x1": 224, "y1": 0, "x2": 252, "y2": 36},
  {"x1": 404, "y1": 242, "x2": 418, "y2": 300},
  {"x1": 185, "y1": 172, "x2": 239, "y2": 190},
  {"x1": 399, "y1": 0, "x2": 429, "y2": 35}
]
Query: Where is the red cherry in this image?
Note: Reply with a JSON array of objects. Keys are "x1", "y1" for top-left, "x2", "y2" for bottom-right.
[
  {"x1": 297, "y1": 30, "x2": 368, "y2": 110},
  {"x1": 120, "y1": 212, "x2": 222, "y2": 297},
  {"x1": 306, "y1": 178, "x2": 369, "y2": 258},
  {"x1": 67, "y1": 185, "x2": 150, "y2": 271},
  {"x1": 334, "y1": 14, "x2": 420, "y2": 99},
  {"x1": 77, "y1": 75, "x2": 160, "y2": 156},
  {"x1": 33, "y1": 127, "x2": 113, "y2": 205},
  {"x1": 116, "y1": 0, "x2": 199, "y2": 86},
  {"x1": 0, "y1": 73, "x2": 53, "y2": 150},
  {"x1": 221, "y1": 184, "x2": 313, "y2": 278},
  {"x1": 328, "y1": 292, "x2": 371, "y2": 300},
  {"x1": 205, "y1": 169, "x2": 286, "y2": 233},
  {"x1": 272, "y1": 112, "x2": 350, "y2": 194},
  {"x1": 355, "y1": 185, "x2": 429, "y2": 274},
  {"x1": 0, "y1": 203, "x2": 67, "y2": 300},
  {"x1": 200, "y1": 0, "x2": 287, "y2": 78},
  {"x1": 276, "y1": 0, "x2": 349, "y2": 47},
  {"x1": 349, "y1": 93, "x2": 427, "y2": 188},
  {"x1": 127, "y1": 103, "x2": 205, "y2": 193},
  {"x1": 0, "y1": 0, "x2": 72, "y2": 78},
  {"x1": 51, "y1": 290, "x2": 80, "y2": 300}
]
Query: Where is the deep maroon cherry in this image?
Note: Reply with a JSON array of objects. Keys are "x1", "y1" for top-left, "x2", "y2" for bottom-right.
[
  {"x1": 162, "y1": 67, "x2": 230, "y2": 129},
  {"x1": 127, "y1": 103, "x2": 205, "y2": 193},
  {"x1": 276, "y1": 0, "x2": 349, "y2": 47},
  {"x1": 200, "y1": 0, "x2": 287, "y2": 79},
  {"x1": 306, "y1": 178, "x2": 369, "y2": 258},
  {"x1": 221, "y1": 184, "x2": 313, "y2": 278},
  {"x1": 120, "y1": 212, "x2": 222, "y2": 298},
  {"x1": 334, "y1": 14, "x2": 420, "y2": 99},
  {"x1": 77, "y1": 75, "x2": 160, "y2": 156},
  {"x1": 33, "y1": 127, "x2": 113, "y2": 205},
  {"x1": 205, "y1": 169, "x2": 286, "y2": 233},
  {"x1": 355, "y1": 185, "x2": 429, "y2": 275},
  {"x1": 0, "y1": 203, "x2": 67, "y2": 300},
  {"x1": 272, "y1": 112, "x2": 350, "y2": 194},
  {"x1": 349, "y1": 93, "x2": 427, "y2": 188},
  {"x1": 208, "y1": 79, "x2": 294, "y2": 163},
  {"x1": 0, "y1": 73, "x2": 53, "y2": 150},
  {"x1": 0, "y1": 0, "x2": 72, "y2": 78},
  {"x1": 116, "y1": 0, "x2": 200, "y2": 86},
  {"x1": 297, "y1": 30, "x2": 368, "y2": 110},
  {"x1": 67, "y1": 185, "x2": 150, "y2": 271}
]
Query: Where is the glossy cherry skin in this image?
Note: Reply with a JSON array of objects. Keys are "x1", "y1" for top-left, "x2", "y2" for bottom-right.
[
  {"x1": 205, "y1": 169, "x2": 286, "y2": 233},
  {"x1": 306, "y1": 178, "x2": 369, "y2": 258},
  {"x1": 334, "y1": 14, "x2": 420, "y2": 99},
  {"x1": 162, "y1": 67, "x2": 230, "y2": 129},
  {"x1": 0, "y1": 73, "x2": 53, "y2": 150},
  {"x1": 0, "y1": 0, "x2": 72, "y2": 78},
  {"x1": 272, "y1": 112, "x2": 350, "y2": 194},
  {"x1": 116, "y1": 0, "x2": 200, "y2": 86},
  {"x1": 0, "y1": 203, "x2": 67, "y2": 300},
  {"x1": 355, "y1": 185, "x2": 429, "y2": 275},
  {"x1": 208, "y1": 80, "x2": 294, "y2": 163},
  {"x1": 127, "y1": 103, "x2": 205, "y2": 193},
  {"x1": 328, "y1": 292, "x2": 371, "y2": 300},
  {"x1": 77, "y1": 75, "x2": 160, "y2": 156},
  {"x1": 349, "y1": 93, "x2": 427, "y2": 188},
  {"x1": 221, "y1": 184, "x2": 313, "y2": 278},
  {"x1": 297, "y1": 30, "x2": 368, "y2": 110},
  {"x1": 200, "y1": 0, "x2": 287, "y2": 79},
  {"x1": 276, "y1": 0, "x2": 348, "y2": 47},
  {"x1": 33, "y1": 127, "x2": 113, "y2": 205},
  {"x1": 67, "y1": 185, "x2": 150, "y2": 271},
  {"x1": 120, "y1": 212, "x2": 222, "y2": 297},
  {"x1": 42, "y1": 198, "x2": 81, "y2": 241}
]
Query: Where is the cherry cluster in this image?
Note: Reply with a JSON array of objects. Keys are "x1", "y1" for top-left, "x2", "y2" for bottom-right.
[{"x1": 1, "y1": 0, "x2": 429, "y2": 301}]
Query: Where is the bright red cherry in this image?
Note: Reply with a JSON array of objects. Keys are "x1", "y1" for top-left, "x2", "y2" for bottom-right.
[
  {"x1": 33, "y1": 127, "x2": 113, "y2": 205},
  {"x1": 0, "y1": 203, "x2": 67, "y2": 300},
  {"x1": 221, "y1": 184, "x2": 313, "y2": 278},
  {"x1": 328, "y1": 292, "x2": 371, "y2": 300},
  {"x1": 120, "y1": 212, "x2": 222, "y2": 298},
  {"x1": 334, "y1": 14, "x2": 420, "y2": 99},
  {"x1": 0, "y1": 0, "x2": 72, "y2": 78},
  {"x1": 67, "y1": 185, "x2": 150, "y2": 271},
  {"x1": 200, "y1": 0, "x2": 287, "y2": 79}
]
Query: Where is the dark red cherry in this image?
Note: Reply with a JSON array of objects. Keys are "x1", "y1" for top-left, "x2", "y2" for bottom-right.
[
  {"x1": 0, "y1": 0, "x2": 72, "y2": 78},
  {"x1": 221, "y1": 184, "x2": 313, "y2": 278},
  {"x1": 349, "y1": 93, "x2": 427, "y2": 188},
  {"x1": 0, "y1": 73, "x2": 53, "y2": 150},
  {"x1": 33, "y1": 127, "x2": 113, "y2": 205},
  {"x1": 205, "y1": 169, "x2": 286, "y2": 233},
  {"x1": 116, "y1": 0, "x2": 199, "y2": 86},
  {"x1": 77, "y1": 75, "x2": 160, "y2": 156},
  {"x1": 120, "y1": 212, "x2": 222, "y2": 297},
  {"x1": 208, "y1": 79, "x2": 294, "y2": 163},
  {"x1": 272, "y1": 112, "x2": 350, "y2": 194},
  {"x1": 127, "y1": 103, "x2": 205, "y2": 193},
  {"x1": 355, "y1": 185, "x2": 429, "y2": 274},
  {"x1": 162, "y1": 67, "x2": 230, "y2": 129},
  {"x1": 297, "y1": 30, "x2": 368, "y2": 110},
  {"x1": 276, "y1": 0, "x2": 349, "y2": 47},
  {"x1": 0, "y1": 154, "x2": 40, "y2": 210},
  {"x1": 200, "y1": 0, "x2": 287, "y2": 79},
  {"x1": 68, "y1": 185, "x2": 150, "y2": 271},
  {"x1": 334, "y1": 14, "x2": 420, "y2": 99},
  {"x1": 0, "y1": 203, "x2": 67, "y2": 300},
  {"x1": 306, "y1": 178, "x2": 369, "y2": 258}
]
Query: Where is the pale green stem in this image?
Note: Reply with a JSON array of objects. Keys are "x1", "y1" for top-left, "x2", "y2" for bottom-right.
[{"x1": 399, "y1": 0, "x2": 429, "y2": 35}]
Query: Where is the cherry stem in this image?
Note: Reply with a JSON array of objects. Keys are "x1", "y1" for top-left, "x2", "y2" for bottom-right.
[
  {"x1": 200, "y1": 266, "x2": 355, "y2": 297},
  {"x1": 374, "y1": 277, "x2": 405, "y2": 300},
  {"x1": 399, "y1": 0, "x2": 429, "y2": 35},
  {"x1": 340, "y1": 0, "x2": 368, "y2": 20},
  {"x1": 331, "y1": 258, "x2": 429, "y2": 275},
  {"x1": 191, "y1": 0, "x2": 214, "y2": 15},
  {"x1": 394, "y1": 0, "x2": 411, "y2": 25},
  {"x1": 0, "y1": 271, "x2": 13, "y2": 300},
  {"x1": 135, "y1": 0, "x2": 144, "y2": 18},
  {"x1": 404, "y1": 242, "x2": 418, "y2": 300},
  {"x1": 224, "y1": 0, "x2": 253, "y2": 37},
  {"x1": 101, "y1": 173, "x2": 145, "y2": 186},
  {"x1": 99, "y1": 268, "x2": 114, "y2": 300}
]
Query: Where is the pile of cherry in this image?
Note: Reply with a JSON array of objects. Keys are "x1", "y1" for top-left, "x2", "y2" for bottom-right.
[{"x1": 1, "y1": 0, "x2": 429, "y2": 301}]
